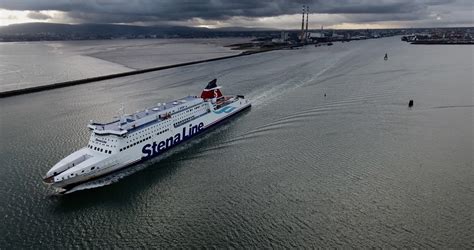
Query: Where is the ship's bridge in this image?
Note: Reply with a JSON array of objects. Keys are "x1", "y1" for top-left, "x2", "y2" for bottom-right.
[{"x1": 87, "y1": 96, "x2": 204, "y2": 136}]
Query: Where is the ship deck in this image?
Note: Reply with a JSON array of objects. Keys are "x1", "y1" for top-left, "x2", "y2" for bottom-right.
[{"x1": 90, "y1": 96, "x2": 201, "y2": 133}]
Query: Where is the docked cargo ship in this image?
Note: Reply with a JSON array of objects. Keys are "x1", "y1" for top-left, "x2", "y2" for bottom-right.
[{"x1": 43, "y1": 79, "x2": 251, "y2": 192}]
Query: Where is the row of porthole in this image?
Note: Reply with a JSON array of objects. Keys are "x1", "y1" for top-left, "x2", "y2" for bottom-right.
[
  {"x1": 100, "y1": 137, "x2": 117, "y2": 142},
  {"x1": 120, "y1": 136, "x2": 152, "y2": 151},
  {"x1": 157, "y1": 128, "x2": 169, "y2": 135},
  {"x1": 180, "y1": 110, "x2": 197, "y2": 116},
  {"x1": 127, "y1": 118, "x2": 171, "y2": 141},
  {"x1": 176, "y1": 109, "x2": 197, "y2": 117},
  {"x1": 125, "y1": 111, "x2": 180, "y2": 143},
  {"x1": 127, "y1": 125, "x2": 168, "y2": 144},
  {"x1": 87, "y1": 145, "x2": 112, "y2": 154},
  {"x1": 90, "y1": 139, "x2": 116, "y2": 148},
  {"x1": 174, "y1": 116, "x2": 195, "y2": 127},
  {"x1": 119, "y1": 127, "x2": 170, "y2": 152}
]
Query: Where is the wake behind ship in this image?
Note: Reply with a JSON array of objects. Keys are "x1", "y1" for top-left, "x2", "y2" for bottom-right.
[{"x1": 43, "y1": 79, "x2": 251, "y2": 192}]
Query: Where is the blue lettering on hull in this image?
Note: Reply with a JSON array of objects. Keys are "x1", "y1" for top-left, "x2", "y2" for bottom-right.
[{"x1": 142, "y1": 122, "x2": 204, "y2": 159}]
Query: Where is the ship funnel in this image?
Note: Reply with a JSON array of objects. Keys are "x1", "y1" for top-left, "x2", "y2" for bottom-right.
[{"x1": 201, "y1": 79, "x2": 223, "y2": 99}]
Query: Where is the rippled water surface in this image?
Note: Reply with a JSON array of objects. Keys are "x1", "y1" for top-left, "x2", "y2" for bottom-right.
[{"x1": 0, "y1": 37, "x2": 473, "y2": 248}]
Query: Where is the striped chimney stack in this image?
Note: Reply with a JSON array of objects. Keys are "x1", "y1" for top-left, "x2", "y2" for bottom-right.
[{"x1": 300, "y1": 5, "x2": 306, "y2": 41}]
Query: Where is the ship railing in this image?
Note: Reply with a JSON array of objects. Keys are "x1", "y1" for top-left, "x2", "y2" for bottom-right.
[
  {"x1": 172, "y1": 111, "x2": 209, "y2": 128},
  {"x1": 94, "y1": 129, "x2": 127, "y2": 136}
]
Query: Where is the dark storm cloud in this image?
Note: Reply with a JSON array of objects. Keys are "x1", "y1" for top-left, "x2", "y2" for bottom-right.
[{"x1": 0, "y1": 0, "x2": 471, "y2": 25}]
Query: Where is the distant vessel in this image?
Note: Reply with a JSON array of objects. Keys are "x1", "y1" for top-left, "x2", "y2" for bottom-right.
[
  {"x1": 384, "y1": 53, "x2": 388, "y2": 60},
  {"x1": 43, "y1": 79, "x2": 251, "y2": 192}
]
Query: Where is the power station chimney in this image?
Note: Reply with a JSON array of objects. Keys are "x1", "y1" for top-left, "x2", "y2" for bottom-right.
[
  {"x1": 305, "y1": 6, "x2": 309, "y2": 40},
  {"x1": 300, "y1": 5, "x2": 305, "y2": 42}
]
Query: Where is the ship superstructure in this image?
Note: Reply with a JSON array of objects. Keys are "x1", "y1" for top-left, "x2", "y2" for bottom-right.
[{"x1": 43, "y1": 79, "x2": 251, "y2": 191}]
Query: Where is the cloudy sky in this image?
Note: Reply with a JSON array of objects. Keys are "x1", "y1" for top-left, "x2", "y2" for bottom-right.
[{"x1": 0, "y1": 0, "x2": 472, "y2": 29}]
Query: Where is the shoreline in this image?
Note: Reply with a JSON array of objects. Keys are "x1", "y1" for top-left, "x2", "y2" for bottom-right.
[
  {"x1": 411, "y1": 40, "x2": 474, "y2": 45},
  {"x1": 0, "y1": 49, "x2": 270, "y2": 98}
]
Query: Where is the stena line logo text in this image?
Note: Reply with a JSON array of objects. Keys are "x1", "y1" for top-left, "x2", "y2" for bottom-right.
[{"x1": 141, "y1": 122, "x2": 204, "y2": 159}]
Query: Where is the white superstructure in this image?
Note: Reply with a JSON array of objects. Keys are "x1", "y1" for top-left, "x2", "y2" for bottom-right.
[{"x1": 43, "y1": 79, "x2": 251, "y2": 192}]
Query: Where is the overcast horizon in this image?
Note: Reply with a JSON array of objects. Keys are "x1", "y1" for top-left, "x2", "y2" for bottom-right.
[{"x1": 0, "y1": 0, "x2": 473, "y2": 29}]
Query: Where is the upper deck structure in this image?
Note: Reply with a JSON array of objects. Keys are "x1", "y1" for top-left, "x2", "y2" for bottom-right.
[{"x1": 88, "y1": 96, "x2": 203, "y2": 136}]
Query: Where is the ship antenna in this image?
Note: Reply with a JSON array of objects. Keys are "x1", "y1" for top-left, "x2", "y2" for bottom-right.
[
  {"x1": 118, "y1": 103, "x2": 126, "y2": 129},
  {"x1": 119, "y1": 103, "x2": 125, "y2": 117}
]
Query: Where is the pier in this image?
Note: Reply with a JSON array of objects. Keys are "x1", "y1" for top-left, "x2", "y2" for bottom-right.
[{"x1": 0, "y1": 49, "x2": 273, "y2": 98}]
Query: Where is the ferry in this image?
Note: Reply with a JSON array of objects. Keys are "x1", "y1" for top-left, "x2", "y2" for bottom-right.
[{"x1": 43, "y1": 79, "x2": 251, "y2": 192}]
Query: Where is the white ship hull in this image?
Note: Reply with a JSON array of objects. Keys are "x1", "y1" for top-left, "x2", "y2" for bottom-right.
[{"x1": 43, "y1": 82, "x2": 250, "y2": 192}]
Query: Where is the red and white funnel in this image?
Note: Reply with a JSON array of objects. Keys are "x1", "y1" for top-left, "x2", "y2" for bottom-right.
[{"x1": 200, "y1": 79, "x2": 223, "y2": 99}]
